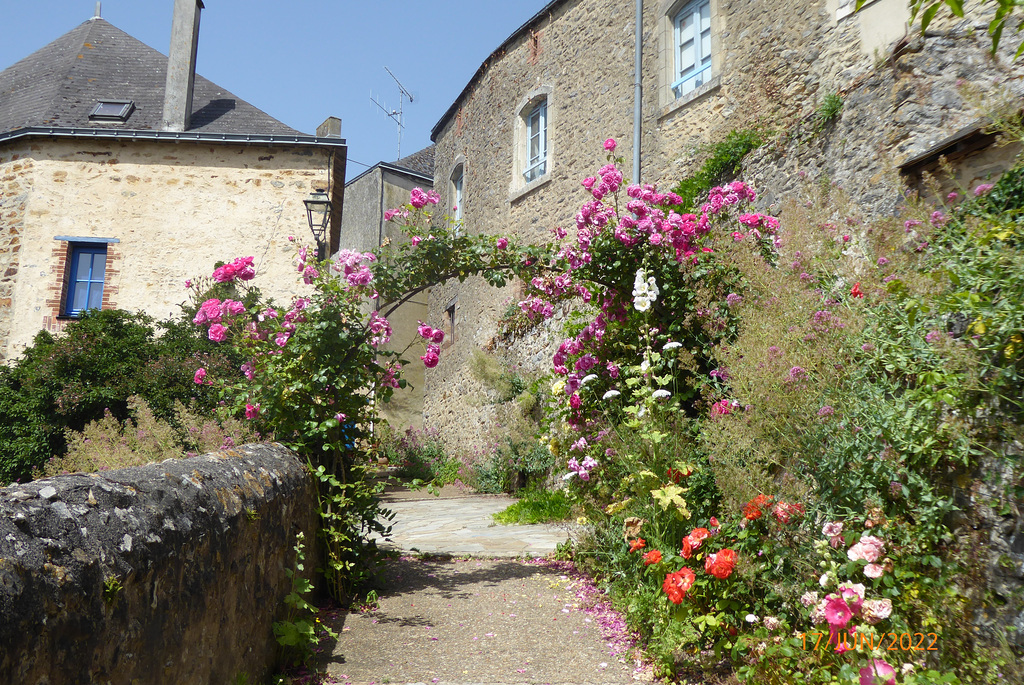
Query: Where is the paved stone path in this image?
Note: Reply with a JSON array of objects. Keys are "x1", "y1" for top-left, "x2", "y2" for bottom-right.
[
  {"x1": 372, "y1": 484, "x2": 570, "y2": 558},
  {"x1": 319, "y1": 484, "x2": 649, "y2": 685}
]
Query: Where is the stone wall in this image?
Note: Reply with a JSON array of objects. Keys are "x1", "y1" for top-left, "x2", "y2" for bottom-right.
[
  {"x1": 424, "y1": 0, "x2": 1024, "y2": 455},
  {"x1": 0, "y1": 442, "x2": 318, "y2": 685},
  {"x1": 0, "y1": 138, "x2": 333, "y2": 361}
]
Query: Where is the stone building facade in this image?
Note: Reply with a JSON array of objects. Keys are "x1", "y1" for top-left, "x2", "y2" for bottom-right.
[
  {"x1": 423, "y1": 0, "x2": 1024, "y2": 453},
  {"x1": 341, "y1": 146, "x2": 435, "y2": 431},
  {"x1": 0, "y1": 4, "x2": 346, "y2": 361}
]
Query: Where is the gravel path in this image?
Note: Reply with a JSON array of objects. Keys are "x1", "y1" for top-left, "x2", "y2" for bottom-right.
[{"x1": 318, "y1": 556, "x2": 649, "y2": 685}]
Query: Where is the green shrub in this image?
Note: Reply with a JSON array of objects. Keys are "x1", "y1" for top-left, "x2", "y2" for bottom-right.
[
  {"x1": 470, "y1": 437, "x2": 553, "y2": 494},
  {"x1": 382, "y1": 427, "x2": 460, "y2": 485},
  {"x1": 0, "y1": 309, "x2": 239, "y2": 484}
]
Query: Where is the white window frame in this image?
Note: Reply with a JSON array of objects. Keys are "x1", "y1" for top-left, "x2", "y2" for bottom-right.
[
  {"x1": 510, "y1": 85, "x2": 554, "y2": 201},
  {"x1": 672, "y1": 0, "x2": 712, "y2": 99},
  {"x1": 451, "y1": 162, "x2": 464, "y2": 222},
  {"x1": 523, "y1": 100, "x2": 547, "y2": 183}
]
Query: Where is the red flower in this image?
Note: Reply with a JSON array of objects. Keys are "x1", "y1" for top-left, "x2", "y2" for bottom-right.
[
  {"x1": 681, "y1": 527, "x2": 711, "y2": 559},
  {"x1": 663, "y1": 567, "x2": 696, "y2": 604},
  {"x1": 643, "y1": 550, "x2": 662, "y2": 566},
  {"x1": 629, "y1": 538, "x2": 646, "y2": 553},
  {"x1": 667, "y1": 466, "x2": 693, "y2": 483},
  {"x1": 704, "y1": 548, "x2": 737, "y2": 580},
  {"x1": 851, "y1": 282, "x2": 864, "y2": 298},
  {"x1": 743, "y1": 494, "x2": 774, "y2": 521},
  {"x1": 710, "y1": 516, "x2": 720, "y2": 529}
]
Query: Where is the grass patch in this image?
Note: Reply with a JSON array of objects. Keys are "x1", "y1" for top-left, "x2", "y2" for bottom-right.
[{"x1": 492, "y1": 489, "x2": 572, "y2": 525}]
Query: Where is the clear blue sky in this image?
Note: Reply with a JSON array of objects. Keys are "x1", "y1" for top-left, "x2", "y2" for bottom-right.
[{"x1": 1, "y1": 0, "x2": 550, "y2": 180}]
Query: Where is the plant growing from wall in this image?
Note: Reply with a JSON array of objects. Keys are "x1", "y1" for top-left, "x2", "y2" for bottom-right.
[
  {"x1": 273, "y1": 533, "x2": 336, "y2": 666},
  {"x1": 670, "y1": 127, "x2": 768, "y2": 211}
]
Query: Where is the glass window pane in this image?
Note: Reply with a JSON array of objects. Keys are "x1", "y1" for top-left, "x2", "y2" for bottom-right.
[
  {"x1": 87, "y1": 282, "x2": 104, "y2": 310},
  {"x1": 72, "y1": 283, "x2": 89, "y2": 312},
  {"x1": 89, "y1": 252, "x2": 106, "y2": 281}
]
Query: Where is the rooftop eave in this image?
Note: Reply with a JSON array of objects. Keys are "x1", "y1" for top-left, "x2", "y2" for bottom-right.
[{"x1": 0, "y1": 126, "x2": 347, "y2": 149}]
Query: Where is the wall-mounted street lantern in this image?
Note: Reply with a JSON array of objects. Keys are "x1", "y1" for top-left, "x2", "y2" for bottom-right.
[{"x1": 304, "y1": 188, "x2": 332, "y2": 258}]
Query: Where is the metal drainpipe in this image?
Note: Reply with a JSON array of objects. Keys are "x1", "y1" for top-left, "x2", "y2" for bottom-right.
[{"x1": 633, "y1": 0, "x2": 643, "y2": 185}]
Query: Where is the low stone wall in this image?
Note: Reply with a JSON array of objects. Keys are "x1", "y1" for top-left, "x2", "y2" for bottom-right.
[{"x1": 0, "y1": 443, "x2": 318, "y2": 685}]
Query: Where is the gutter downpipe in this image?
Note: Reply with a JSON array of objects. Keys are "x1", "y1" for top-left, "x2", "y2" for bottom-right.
[{"x1": 633, "y1": 0, "x2": 643, "y2": 185}]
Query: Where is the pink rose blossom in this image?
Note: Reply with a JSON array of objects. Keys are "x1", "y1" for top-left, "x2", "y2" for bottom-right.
[
  {"x1": 208, "y1": 324, "x2": 227, "y2": 342},
  {"x1": 193, "y1": 368, "x2": 207, "y2": 384},
  {"x1": 974, "y1": 183, "x2": 994, "y2": 196},
  {"x1": 847, "y1": 535, "x2": 885, "y2": 563},
  {"x1": 241, "y1": 362, "x2": 255, "y2": 380},
  {"x1": 421, "y1": 351, "x2": 439, "y2": 368},
  {"x1": 418, "y1": 322, "x2": 435, "y2": 339},
  {"x1": 496, "y1": 237, "x2": 508, "y2": 250},
  {"x1": 861, "y1": 598, "x2": 892, "y2": 624},
  {"x1": 431, "y1": 329, "x2": 445, "y2": 344},
  {"x1": 410, "y1": 187, "x2": 429, "y2": 208},
  {"x1": 864, "y1": 563, "x2": 885, "y2": 578},
  {"x1": 822, "y1": 521, "x2": 843, "y2": 537},
  {"x1": 245, "y1": 403, "x2": 260, "y2": 420},
  {"x1": 604, "y1": 138, "x2": 617, "y2": 152}
]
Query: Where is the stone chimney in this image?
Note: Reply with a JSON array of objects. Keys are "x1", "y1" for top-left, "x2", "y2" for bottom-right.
[{"x1": 162, "y1": 0, "x2": 204, "y2": 132}]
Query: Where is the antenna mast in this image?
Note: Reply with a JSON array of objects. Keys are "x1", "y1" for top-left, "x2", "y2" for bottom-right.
[{"x1": 370, "y1": 67, "x2": 414, "y2": 160}]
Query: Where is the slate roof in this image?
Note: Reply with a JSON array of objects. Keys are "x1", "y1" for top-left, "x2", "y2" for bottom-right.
[
  {"x1": 393, "y1": 145, "x2": 435, "y2": 178},
  {"x1": 0, "y1": 16, "x2": 304, "y2": 137}
]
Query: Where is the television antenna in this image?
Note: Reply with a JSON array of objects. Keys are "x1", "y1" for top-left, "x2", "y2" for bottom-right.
[{"x1": 370, "y1": 67, "x2": 414, "y2": 160}]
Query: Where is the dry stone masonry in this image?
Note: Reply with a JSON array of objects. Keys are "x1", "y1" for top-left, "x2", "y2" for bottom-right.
[{"x1": 0, "y1": 442, "x2": 317, "y2": 685}]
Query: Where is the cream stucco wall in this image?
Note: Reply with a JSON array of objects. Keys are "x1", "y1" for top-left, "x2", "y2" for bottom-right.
[{"x1": 0, "y1": 137, "x2": 335, "y2": 360}]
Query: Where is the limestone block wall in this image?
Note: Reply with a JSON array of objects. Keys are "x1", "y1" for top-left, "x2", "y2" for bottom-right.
[
  {"x1": 0, "y1": 442, "x2": 317, "y2": 685},
  {"x1": 424, "y1": 0, "x2": 1024, "y2": 454},
  {"x1": 0, "y1": 138, "x2": 334, "y2": 361}
]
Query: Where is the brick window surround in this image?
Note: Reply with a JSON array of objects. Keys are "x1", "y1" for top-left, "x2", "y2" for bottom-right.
[{"x1": 44, "y1": 236, "x2": 120, "y2": 334}]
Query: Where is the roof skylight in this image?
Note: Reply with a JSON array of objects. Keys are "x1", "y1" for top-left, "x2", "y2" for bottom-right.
[{"x1": 89, "y1": 100, "x2": 135, "y2": 122}]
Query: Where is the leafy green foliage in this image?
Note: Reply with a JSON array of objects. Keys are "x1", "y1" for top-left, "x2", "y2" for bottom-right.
[
  {"x1": 670, "y1": 128, "x2": 767, "y2": 211},
  {"x1": 881, "y1": 0, "x2": 1024, "y2": 59},
  {"x1": 273, "y1": 533, "x2": 337, "y2": 667},
  {"x1": 0, "y1": 309, "x2": 238, "y2": 484}
]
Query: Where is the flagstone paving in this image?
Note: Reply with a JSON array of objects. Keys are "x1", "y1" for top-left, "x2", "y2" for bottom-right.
[{"x1": 318, "y1": 484, "x2": 651, "y2": 685}]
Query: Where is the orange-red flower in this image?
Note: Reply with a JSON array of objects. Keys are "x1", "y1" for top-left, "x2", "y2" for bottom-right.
[
  {"x1": 851, "y1": 282, "x2": 864, "y2": 298},
  {"x1": 743, "y1": 494, "x2": 773, "y2": 521},
  {"x1": 643, "y1": 549, "x2": 662, "y2": 566},
  {"x1": 629, "y1": 537, "x2": 646, "y2": 553},
  {"x1": 663, "y1": 567, "x2": 696, "y2": 604},
  {"x1": 681, "y1": 527, "x2": 711, "y2": 559},
  {"x1": 667, "y1": 466, "x2": 693, "y2": 483},
  {"x1": 705, "y1": 548, "x2": 737, "y2": 580}
]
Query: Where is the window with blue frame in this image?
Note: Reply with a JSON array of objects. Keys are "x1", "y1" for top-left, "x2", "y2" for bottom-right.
[
  {"x1": 673, "y1": 0, "x2": 712, "y2": 99},
  {"x1": 65, "y1": 244, "x2": 107, "y2": 316},
  {"x1": 523, "y1": 99, "x2": 547, "y2": 183}
]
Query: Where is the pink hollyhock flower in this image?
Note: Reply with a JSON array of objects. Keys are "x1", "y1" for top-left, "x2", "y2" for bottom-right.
[
  {"x1": 193, "y1": 368, "x2": 207, "y2": 385},
  {"x1": 604, "y1": 138, "x2": 617, "y2": 151},
  {"x1": 431, "y1": 329, "x2": 445, "y2": 344},
  {"x1": 824, "y1": 595, "x2": 853, "y2": 629},
  {"x1": 410, "y1": 187, "x2": 429, "y2": 208},
  {"x1": 837, "y1": 583, "x2": 865, "y2": 614},
  {"x1": 496, "y1": 237, "x2": 508, "y2": 250},
  {"x1": 421, "y1": 351, "x2": 439, "y2": 368},
  {"x1": 208, "y1": 324, "x2": 227, "y2": 342},
  {"x1": 245, "y1": 403, "x2": 260, "y2": 420},
  {"x1": 859, "y1": 659, "x2": 896, "y2": 685}
]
